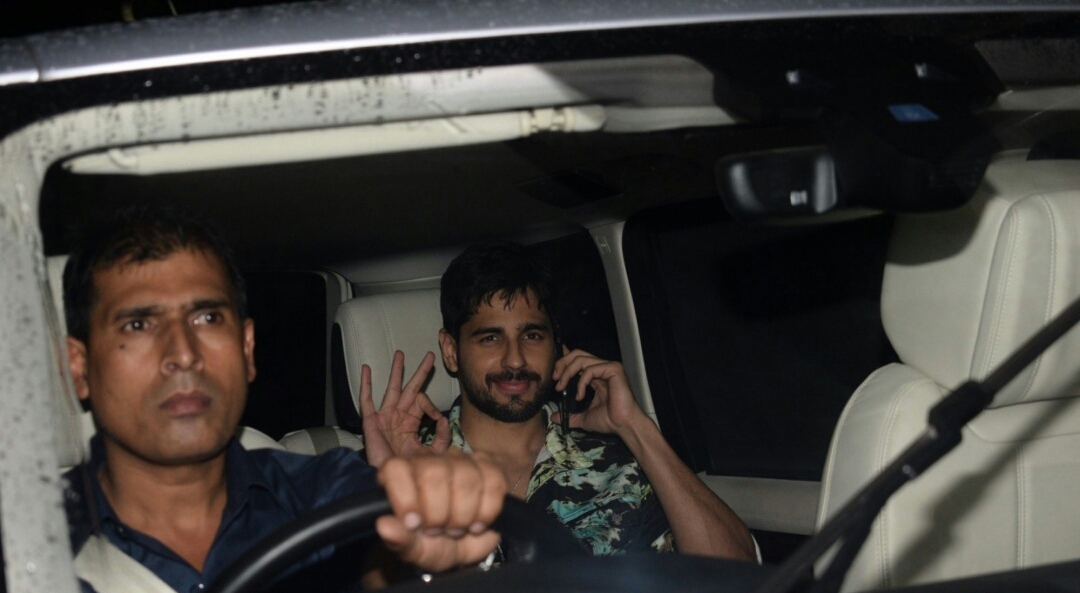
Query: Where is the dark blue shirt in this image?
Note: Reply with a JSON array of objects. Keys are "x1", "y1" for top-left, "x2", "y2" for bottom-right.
[{"x1": 64, "y1": 436, "x2": 378, "y2": 593}]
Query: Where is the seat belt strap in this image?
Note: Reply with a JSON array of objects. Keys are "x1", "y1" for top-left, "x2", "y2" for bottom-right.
[{"x1": 74, "y1": 535, "x2": 180, "y2": 593}]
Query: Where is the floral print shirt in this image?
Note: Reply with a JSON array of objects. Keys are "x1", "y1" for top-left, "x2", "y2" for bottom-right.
[{"x1": 422, "y1": 399, "x2": 674, "y2": 555}]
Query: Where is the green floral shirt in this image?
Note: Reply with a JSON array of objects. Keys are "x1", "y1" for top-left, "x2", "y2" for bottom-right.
[{"x1": 422, "y1": 399, "x2": 674, "y2": 555}]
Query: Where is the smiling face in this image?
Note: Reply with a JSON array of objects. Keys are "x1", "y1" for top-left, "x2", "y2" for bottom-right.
[
  {"x1": 439, "y1": 289, "x2": 557, "y2": 423},
  {"x1": 67, "y1": 248, "x2": 255, "y2": 466}
]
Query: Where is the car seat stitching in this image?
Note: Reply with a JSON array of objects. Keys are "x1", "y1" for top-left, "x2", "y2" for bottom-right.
[
  {"x1": 965, "y1": 194, "x2": 1001, "y2": 382},
  {"x1": 344, "y1": 306, "x2": 363, "y2": 397},
  {"x1": 1013, "y1": 198, "x2": 1057, "y2": 405},
  {"x1": 979, "y1": 207, "x2": 1020, "y2": 382},
  {"x1": 877, "y1": 376, "x2": 929, "y2": 588},
  {"x1": 376, "y1": 296, "x2": 395, "y2": 359},
  {"x1": 816, "y1": 365, "x2": 891, "y2": 526},
  {"x1": 816, "y1": 365, "x2": 902, "y2": 522}
]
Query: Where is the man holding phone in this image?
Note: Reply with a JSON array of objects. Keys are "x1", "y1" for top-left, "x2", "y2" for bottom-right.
[{"x1": 361, "y1": 242, "x2": 756, "y2": 560}]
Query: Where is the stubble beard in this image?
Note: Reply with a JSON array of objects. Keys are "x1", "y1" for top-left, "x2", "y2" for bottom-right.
[{"x1": 460, "y1": 367, "x2": 554, "y2": 423}]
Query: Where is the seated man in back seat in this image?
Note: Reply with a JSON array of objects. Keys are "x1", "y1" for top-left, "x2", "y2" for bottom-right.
[
  {"x1": 61, "y1": 207, "x2": 507, "y2": 593},
  {"x1": 361, "y1": 241, "x2": 756, "y2": 560}
]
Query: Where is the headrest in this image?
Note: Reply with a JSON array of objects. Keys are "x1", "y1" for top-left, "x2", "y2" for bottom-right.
[
  {"x1": 882, "y1": 157, "x2": 1080, "y2": 408},
  {"x1": 47, "y1": 254, "x2": 68, "y2": 335},
  {"x1": 236, "y1": 426, "x2": 287, "y2": 451},
  {"x1": 334, "y1": 289, "x2": 460, "y2": 417},
  {"x1": 47, "y1": 254, "x2": 96, "y2": 468}
]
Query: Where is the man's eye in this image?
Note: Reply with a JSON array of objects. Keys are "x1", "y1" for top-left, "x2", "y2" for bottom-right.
[
  {"x1": 479, "y1": 335, "x2": 499, "y2": 343},
  {"x1": 524, "y1": 332, "x2": 545, "y2": 341},
  {"x1": 122, "y1": 319, "x2": 148, "y2": 332},
  {"x1": 195, "y1": 311, "x2": 224, "y2": 325}
]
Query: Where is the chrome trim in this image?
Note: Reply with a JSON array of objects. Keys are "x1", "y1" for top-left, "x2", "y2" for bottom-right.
[
  {"x1": 0, "y1": 41, "x2": 39, "y2": 87},
  {"x1": 10, "y1": 0, "x2": 1080, "y2": 85}
]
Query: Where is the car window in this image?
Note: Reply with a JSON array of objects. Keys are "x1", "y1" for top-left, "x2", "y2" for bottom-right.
[
  {"x1": 242, "y1": 269, "x2": 329, "y2": 439},
  {"x1": 624, "y1": 199, "x2": 897, "y2": 479},
  {"x1": 6, "y1": 5, "x2": 1080, "y2": 593}
]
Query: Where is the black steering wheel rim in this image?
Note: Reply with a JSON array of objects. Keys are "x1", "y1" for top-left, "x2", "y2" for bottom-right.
[{"x1": 206, "y1": 488, "x2": 585, "y2": 593}]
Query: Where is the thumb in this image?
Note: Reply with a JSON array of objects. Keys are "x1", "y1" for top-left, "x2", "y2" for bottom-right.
[
  {"x1": 375, "y1": 515, "x2": 411, "y2": 552},
  {"x1": 432, "y1": 417, "x2": 451, "y2": 452}
]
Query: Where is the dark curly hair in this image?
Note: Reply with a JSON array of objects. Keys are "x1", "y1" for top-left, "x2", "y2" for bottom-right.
[
  {"x1": 440, "y1": 241, "x2": 556, "y2": 340},
  {"x1": 63, "y1": 205, "x2": 247, "y2": 343}
]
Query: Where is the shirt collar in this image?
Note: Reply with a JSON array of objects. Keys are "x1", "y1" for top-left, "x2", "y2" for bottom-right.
[
  {"x1": 85, "y1": 433, "x2": 271, "y2": 530},
  {"x1": 444, "y1": 398, "x2": 593, "y2": 469}
]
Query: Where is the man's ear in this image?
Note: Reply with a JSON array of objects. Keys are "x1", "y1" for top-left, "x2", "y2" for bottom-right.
[
  {"x1": 243, "y1": 318, "x2": 256, "y2": 383},
  {"x1": 438, "y1": 329, "x2": 459, "y2": 374},
  {"x1": 67, "y1": 337, "x2": 91, "y2": 402}
]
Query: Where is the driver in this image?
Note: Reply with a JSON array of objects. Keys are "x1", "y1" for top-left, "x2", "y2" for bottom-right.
[
  {"x1": 361, "y1": 241, "x2": 757, "y2": 561},
  {"x1": 62, "y1": 207, "x2": 506, "y2": 593}
]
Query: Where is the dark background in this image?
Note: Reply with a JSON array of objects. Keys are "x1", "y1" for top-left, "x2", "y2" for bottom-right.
[{"x1": 1, "y1": 0, "x2": 290, "y2": 38}]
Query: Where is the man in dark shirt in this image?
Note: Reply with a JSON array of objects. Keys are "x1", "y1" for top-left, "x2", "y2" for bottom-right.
[{"x1": 62, "y1": 208, "x2": 506, "y2": 593}]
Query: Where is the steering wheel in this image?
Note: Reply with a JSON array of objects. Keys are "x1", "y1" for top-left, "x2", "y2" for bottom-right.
[{"x1": 206, "y1": 488, "x2": 586, "y2": 593}]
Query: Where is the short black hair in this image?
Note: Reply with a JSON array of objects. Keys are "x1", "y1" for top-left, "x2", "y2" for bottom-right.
[
  {"x1": 440, "y1": 242, "x2": 556, "y2": 340},
  {"x1": 63, "y1": 205, "x2": 247, "y2": 343}
]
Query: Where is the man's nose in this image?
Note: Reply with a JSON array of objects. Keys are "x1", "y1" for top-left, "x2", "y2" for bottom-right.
[
  {"x1": 162, "y1": 321, "x2": 203, "y2": 374},
  {"x1": 502, "y1": 339, "x2": 526, "y2": 370}
]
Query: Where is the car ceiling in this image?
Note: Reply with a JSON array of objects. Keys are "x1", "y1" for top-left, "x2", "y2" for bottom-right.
[
  {"x1": 32, "y1": 12, "x2": 1080, "y2": 276},
  {"x1": 35, "y1": 51, "x2": 818, "y2": 272},
  {"x1": 42, "y1": 120, "x2": 826, "y2": 270}
]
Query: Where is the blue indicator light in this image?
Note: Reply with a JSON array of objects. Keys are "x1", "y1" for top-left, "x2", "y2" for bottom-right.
[{"x1": 888, "y1": 104, "x2": 940, "y2": 122}]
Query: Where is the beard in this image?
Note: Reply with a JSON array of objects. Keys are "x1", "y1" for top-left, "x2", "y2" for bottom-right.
[{"x1": 461, "y1": 367, "x2": 554, "y2": 423}]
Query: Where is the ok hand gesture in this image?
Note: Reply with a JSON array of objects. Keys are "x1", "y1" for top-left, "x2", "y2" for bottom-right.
[{"x1": 359, "y1": 350, "x2": 451, "y2": 467}]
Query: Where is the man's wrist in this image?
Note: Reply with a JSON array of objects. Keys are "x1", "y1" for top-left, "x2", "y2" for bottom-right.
[{"x1": 616, "y1": 411, "x2": 662, "y2": 454}]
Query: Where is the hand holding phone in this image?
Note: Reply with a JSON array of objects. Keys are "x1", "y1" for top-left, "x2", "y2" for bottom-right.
[{"x1": 554, "y1": 332, "x2": 595, "y2": 433}]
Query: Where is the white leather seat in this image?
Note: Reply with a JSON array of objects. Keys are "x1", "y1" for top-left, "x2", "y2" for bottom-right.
[
  {"x1": 816, "y1": 157, "x2": 1080, "y2": 591},
  {"x1": 334, "y1": 289, "x2": 459, "y2": 414},
  {"x1": 279, "y1": 426, "x2": 363, "y2": 454},
  {"x1": 279, "y1": 288, "x2": 457, "y2": 455},
  {"x1": 47, "y1": 254, "x2": 96, "y2": 468}
]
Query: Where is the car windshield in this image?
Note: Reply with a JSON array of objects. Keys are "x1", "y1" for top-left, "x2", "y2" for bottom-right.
[{"x1": 3, "y1": 3, "x2": 1080, "y2": 593}]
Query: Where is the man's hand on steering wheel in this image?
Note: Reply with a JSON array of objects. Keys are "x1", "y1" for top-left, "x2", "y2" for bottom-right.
[{"x1": 376, "y1": 449, "x2": 507, "y2": 573}]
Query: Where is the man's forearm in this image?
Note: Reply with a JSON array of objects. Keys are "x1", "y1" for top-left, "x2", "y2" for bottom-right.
[{"x1": 618, "y1": 416, "x2": 757, "y2": 561}]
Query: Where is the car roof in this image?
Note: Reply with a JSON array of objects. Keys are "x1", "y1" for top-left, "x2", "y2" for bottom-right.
[
  {"x1": 3, "y1": 0, "x2": 1076, "y2": 280},
  {"x1": 4, "y1": 0, "x2": 1080, "y2": 86}
]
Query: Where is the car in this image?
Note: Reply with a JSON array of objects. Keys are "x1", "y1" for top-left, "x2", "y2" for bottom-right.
[{"x1": 3, "y1": 1, "x2": 1080, "y2": 592}]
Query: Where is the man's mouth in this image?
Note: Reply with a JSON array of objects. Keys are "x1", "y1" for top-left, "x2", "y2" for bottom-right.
[
  {"x1": 494, "y1": 379, "x2": 531, "y2": 394},
  {"x1": 487, "y1": 370, "x2": 541, "y2": 396},
  {"x1": 160, "y1": 392, "x2": 212, "y2": 416}
]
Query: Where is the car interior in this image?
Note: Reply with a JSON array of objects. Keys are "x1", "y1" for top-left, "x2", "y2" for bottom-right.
[{"x1": 4, "y1": 4, "x2": 1080, "y2": 593}]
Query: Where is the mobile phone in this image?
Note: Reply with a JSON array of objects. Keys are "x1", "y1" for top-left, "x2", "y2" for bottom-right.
[{"x1": 554, "y1": 331, "x2": 595, "y2": 433}]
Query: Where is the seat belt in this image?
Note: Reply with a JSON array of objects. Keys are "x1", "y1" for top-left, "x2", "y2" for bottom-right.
[{"x1": 74, "y1": 535, "x2": 180, "y2": 593}]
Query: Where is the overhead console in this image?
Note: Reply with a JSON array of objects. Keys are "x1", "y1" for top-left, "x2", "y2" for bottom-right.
[{"x1": 710, "y1": 34, "x2": 1004, "y2": 221}]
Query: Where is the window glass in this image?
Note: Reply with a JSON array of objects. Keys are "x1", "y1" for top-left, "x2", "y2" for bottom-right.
[
  {"x1": 625, "y1": 198, "x2": 897, "y2": 479},
  {"x1": 242, "y1": 270, "x2": 328, "y2": 439},
  {"x1": 533, "y1": 231, "x2": 622, "y2": 364}
]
